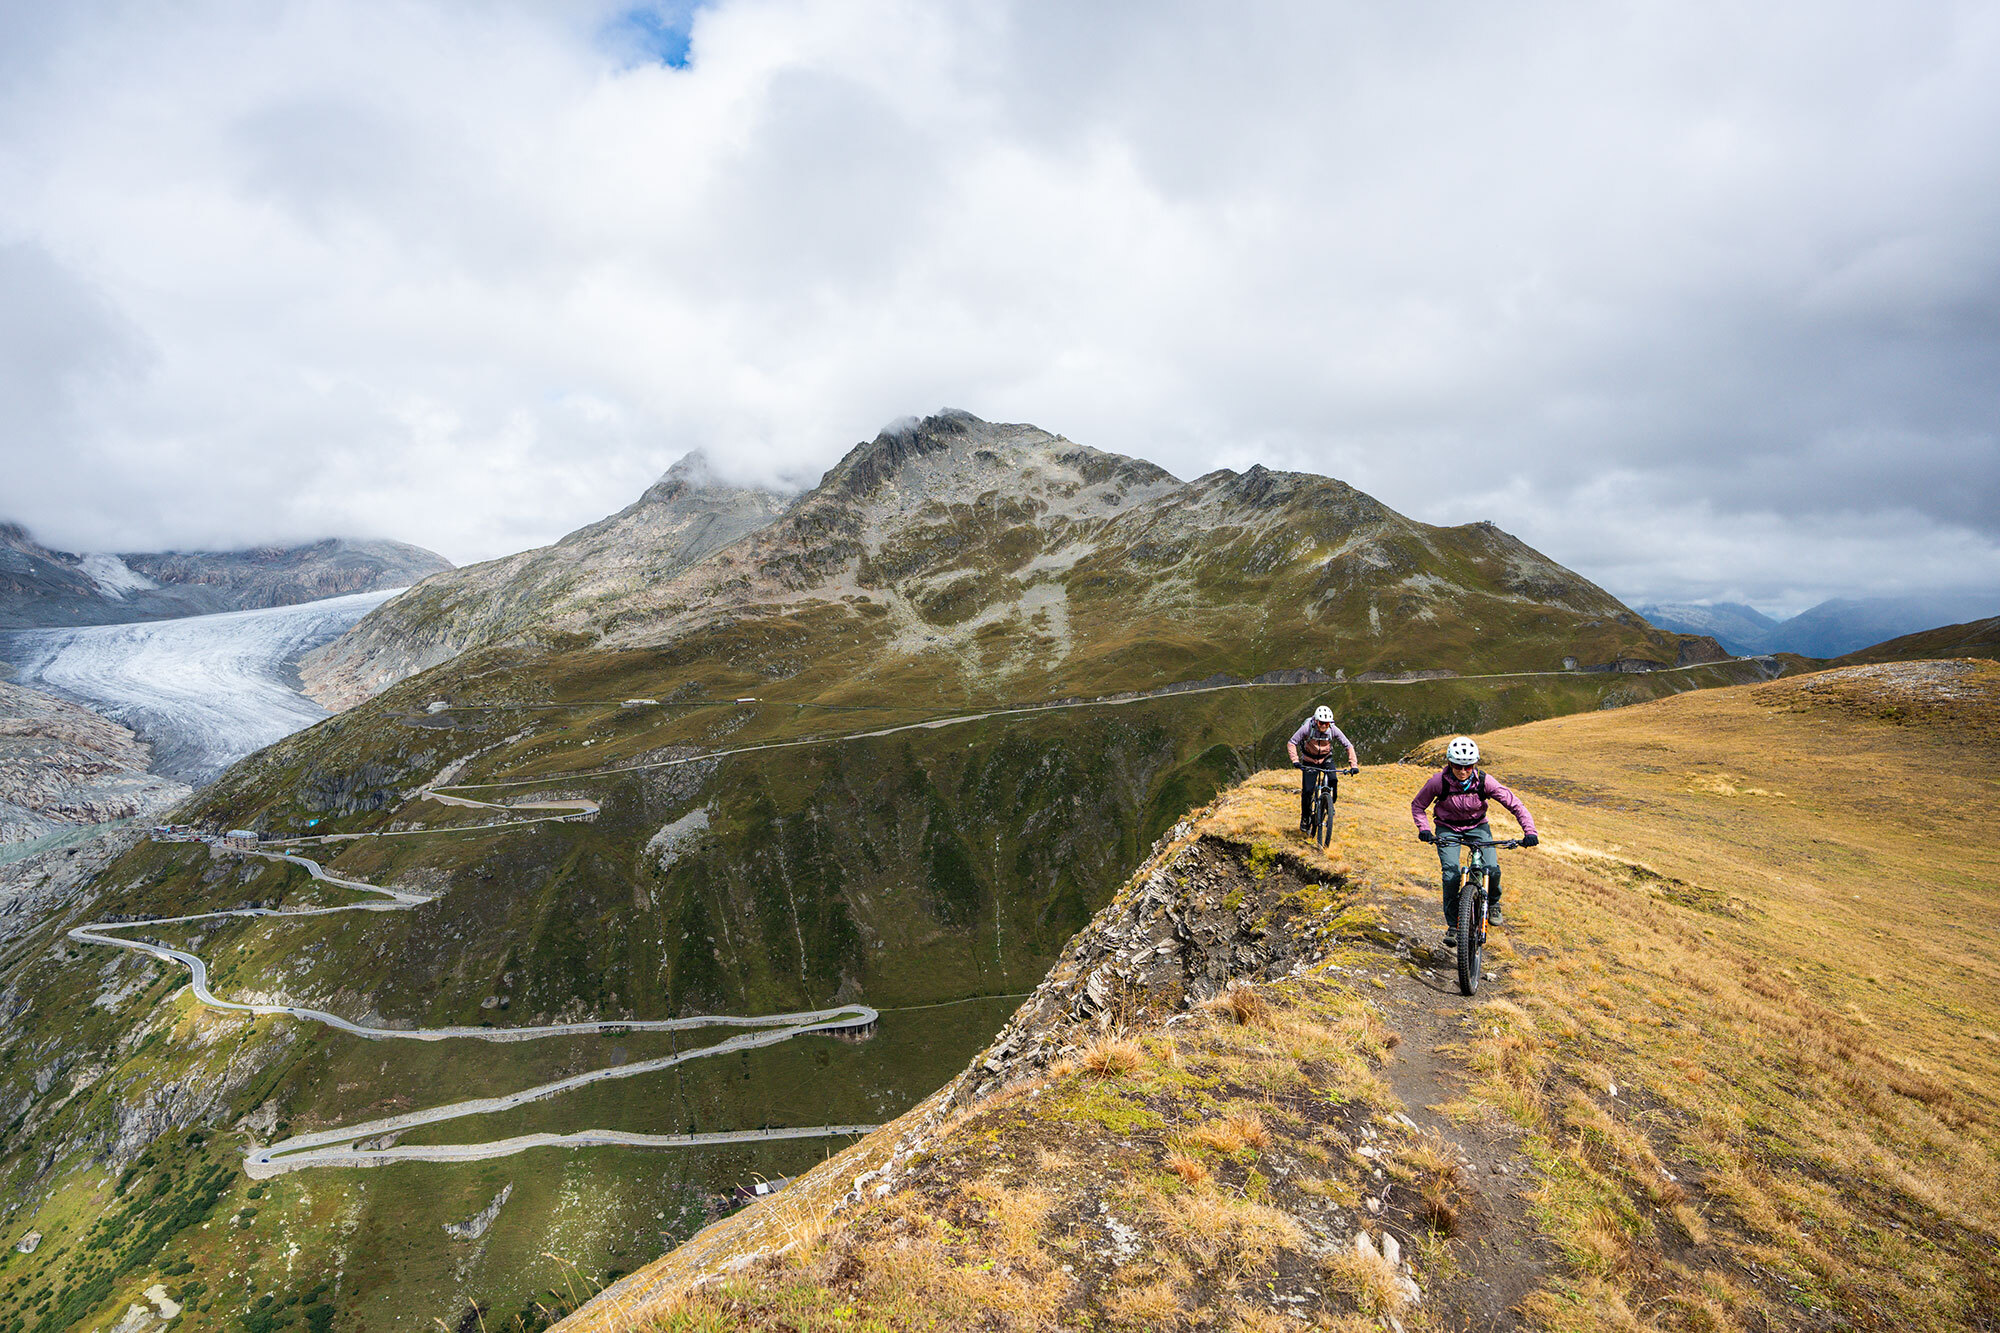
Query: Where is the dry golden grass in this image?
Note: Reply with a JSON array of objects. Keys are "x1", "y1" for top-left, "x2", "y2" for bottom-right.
[
  {"x1": 1145, "y1": 1183, "x2": 1305, "y2": 1273},
  {"x1": 1343, "y1": 660, "x2": 2000, "y2": 1331},
  {"x1": 1395, "y1": 1128, "x2": 1464, "y2": 1235},
  {"x1": 1227, "y1": 1108, "x2": 1271, "y2": 1151},
  {"x1": 1319, "y1": 1249, "x2": 1408, "y2": 1317},
  {"x1": 1165, "y1": 1146, "x2": 1211, "y2": 1185},
  {"x1": 1206, "y1": 983, "x2": 1274, "y2": 1028},
  {"x1": 1104, "y1": 1275, "x2": 1184, "y2": 1328},
  {"x1": 966, "y1": 1179, "x2": 1055, "y2": 1265},
  {"x1": 1222, "y1": 1306, "x2": 1318, "y2": 1332},
  {"x1": 1080, "y1": 1033, "x2": 1147, "y2": 1078},
  {"x1": 1182, "y1": 1108, "x2": 1270, "y2": 1156}
]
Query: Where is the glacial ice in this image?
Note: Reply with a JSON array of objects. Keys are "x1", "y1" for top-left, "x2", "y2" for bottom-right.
[{"x1": 1, "y1": 589, "x2": 399, "y2": 783}]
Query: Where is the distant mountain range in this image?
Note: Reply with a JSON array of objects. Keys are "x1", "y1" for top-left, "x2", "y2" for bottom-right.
[
  {"x1": 0, "y1": 523, "x2": 453, "y2": 629},
  {"x1": 1638, "y1": 594, "x2": 2000, "y2": 659}
]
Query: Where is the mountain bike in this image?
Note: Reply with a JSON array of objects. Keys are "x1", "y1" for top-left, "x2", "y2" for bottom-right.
[
  {"x1": 1441, "y1": 832, "x2": 1521, "y2": 996},
  {"x1": 1295, "y1": 762, "x2": 1358, "y2": 849}
]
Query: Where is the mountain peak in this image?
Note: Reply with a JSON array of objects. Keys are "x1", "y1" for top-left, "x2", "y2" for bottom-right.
[
  {"x1": 634, "y1": 449, "x2": 794, "y2": 512},
  {"x1": 815, "y1": 410, "x2": 1179, "y2": 506},
  {"x1": 818, "y1": 409, "x2": 989, "y2": 499},
  {"x1": 662, "y1": 449, "x2": 718, "y2": 488}
]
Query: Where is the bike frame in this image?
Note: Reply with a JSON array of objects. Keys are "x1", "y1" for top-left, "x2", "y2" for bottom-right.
[
  {"x1": 1296, "y1": 761, "x2": 1356, "y2": 849},
  {"x1": 1436, "y1": 831, "x2": 1521, "y2": 996},
  {"x1": 1438, "y1": 829, "x2": 1515, "y2": 891}
]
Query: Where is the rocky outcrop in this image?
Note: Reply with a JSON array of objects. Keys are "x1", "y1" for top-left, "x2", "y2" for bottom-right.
[
  {"x1": 443, "y1": 1184, "x2": 514, "y2": 1240},
  {"x1": 0, "y1": 828, "x2": 139, "y2": 967},
  {"x1": 0, "y1": 680, "x2": 189, "y2": 846},
  {"x1": 939, "y1": 829, "x2": 1343, "y2": 1114},
  {"x1": 0, "y1": 523, "x2": 451, "y2": 630}
]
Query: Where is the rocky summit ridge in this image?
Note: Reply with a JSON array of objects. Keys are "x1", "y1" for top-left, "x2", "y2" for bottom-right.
[
  {"x1": 299, "y1": 451, "x2": 795, "y2": 708},
  {"x1": 305, "y1": 411, "x2": 1720, "y2": 709}
]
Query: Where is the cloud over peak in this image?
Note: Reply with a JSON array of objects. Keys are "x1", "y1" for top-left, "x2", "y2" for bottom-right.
[{"x1": 0, "y1": 0, "x2": 1995, "y2": 610}]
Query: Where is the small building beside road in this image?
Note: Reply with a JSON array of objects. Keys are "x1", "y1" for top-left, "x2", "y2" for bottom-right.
[
  {"x1": 222, "y1": 829, "x2": 259, "y2": 849},
  {"x1": 731, "y1": 1176, "x2": 791, "y2": 1205}
]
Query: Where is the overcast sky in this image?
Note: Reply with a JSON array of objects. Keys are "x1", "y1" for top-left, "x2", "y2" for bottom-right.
[{"x1": 2, "y1": 1, "x2": 1996, "y2": 615}]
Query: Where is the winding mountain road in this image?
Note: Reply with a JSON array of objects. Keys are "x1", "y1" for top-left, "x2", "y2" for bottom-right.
[
  {"x1": 439, "y1": 657, "x2": 1766, "y2": 793},
  {"x1": 68, "y1": 793, "x2": 878, "y2": 1177}
]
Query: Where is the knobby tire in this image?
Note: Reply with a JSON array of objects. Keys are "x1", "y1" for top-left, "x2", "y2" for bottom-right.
[
  {"x1": 1314, "y1": 783, "x2": 1333, "y2": 849},
  {"x1": 1456, "y1": 870, "x2": 1484, "y2": 996}
]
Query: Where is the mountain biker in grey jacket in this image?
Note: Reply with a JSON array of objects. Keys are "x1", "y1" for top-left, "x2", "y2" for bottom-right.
[
  {"x1": 1411, "y1": 735, "x2": 1538, "y2": 941},
  {"x1": 1287, "y1": 706, "x2": 1358, "y2": 832}
]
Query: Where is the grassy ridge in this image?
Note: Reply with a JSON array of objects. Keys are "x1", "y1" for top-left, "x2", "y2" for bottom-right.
[
  {"x1": 0, "y1": 663, "x2": 1767, "y2": 1332},
  {"x1": 569, "y1": 660, "x2": 2000, "y2": 1331}
]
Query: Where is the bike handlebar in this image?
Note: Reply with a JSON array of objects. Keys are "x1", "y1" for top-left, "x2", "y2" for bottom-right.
[{"x1": 1293, "y1": 762, "x2": 1360, "y2": 774}]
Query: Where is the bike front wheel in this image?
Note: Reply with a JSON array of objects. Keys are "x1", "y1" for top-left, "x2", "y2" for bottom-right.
[
  {"x1": 1456, "y1": 875, "x2": 1484, "y2": 996},
  {"x1": 1314, "y1": 791, "x2": 1333, "y2": 848}
]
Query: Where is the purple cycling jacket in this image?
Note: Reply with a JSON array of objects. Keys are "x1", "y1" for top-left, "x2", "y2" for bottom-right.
[{"x1": 1410, "y1": 769, "x2": 1537, "y2": 836}]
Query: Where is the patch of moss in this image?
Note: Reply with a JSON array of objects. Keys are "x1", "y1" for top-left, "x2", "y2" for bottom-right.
[{"x1": 1041, "y1": 1079, "x2": 1167, "y2": 1136}]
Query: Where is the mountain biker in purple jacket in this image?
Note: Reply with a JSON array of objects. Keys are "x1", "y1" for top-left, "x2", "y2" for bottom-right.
[
  {"x1": 1411, "y1": 736, "x2": 1538, "y2": 944},
  {"x1": 1287, "y1": 706, "x2": 1358, "y2": 833}
]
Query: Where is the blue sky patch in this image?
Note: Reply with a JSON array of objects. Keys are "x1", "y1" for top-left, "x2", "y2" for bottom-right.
[{"x1": 603, "y1": 3, "x2": 707, "y2": 70}]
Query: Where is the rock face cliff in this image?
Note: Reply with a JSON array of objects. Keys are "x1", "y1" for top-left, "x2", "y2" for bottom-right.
[
  {"x1": 299, "y1": 452, "x2": 794, "y2": 708},
  {"x1": 303, "y1": 411, "x2": 1712, "y2": 709},
  {"x1": 0, "y1": 524, "x2": 452, "y2": 629}
]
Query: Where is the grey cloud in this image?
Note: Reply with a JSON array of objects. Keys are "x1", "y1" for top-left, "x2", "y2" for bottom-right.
[{"x1": 0, "y1": 0, "x2": 1993, "y2": 613}]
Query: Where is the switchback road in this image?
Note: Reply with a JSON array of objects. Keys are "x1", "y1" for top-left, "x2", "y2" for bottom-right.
[{"x1": 68, "y1": 793, "x2": 878, "y2": 1176}]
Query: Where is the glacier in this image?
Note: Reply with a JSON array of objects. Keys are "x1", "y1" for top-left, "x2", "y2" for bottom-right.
[{"x1": 1, "y1": 589, "x2": 399, "y2": 783}]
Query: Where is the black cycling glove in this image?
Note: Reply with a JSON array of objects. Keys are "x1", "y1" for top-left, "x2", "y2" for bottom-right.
[
  {"x1": 1522, "y1": 833, "x2": 1539, "y2": 847},
  {"x1": 1418, "y1": 829, "x2": 1435, "y2": 844}
]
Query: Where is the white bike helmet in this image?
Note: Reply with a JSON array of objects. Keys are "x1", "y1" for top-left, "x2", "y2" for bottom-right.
[
  {"x1": 1446, "y1": 736, "x2": 1480, "y2": 765},
  {"x1": 1313, "y1": 705, "x2": 1335, "y2": 724}
]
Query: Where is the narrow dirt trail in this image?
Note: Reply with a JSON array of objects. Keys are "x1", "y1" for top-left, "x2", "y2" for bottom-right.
[
  {"x1": 1356, "y1": 878, "x2": 1554, "y2": 1328},
  {"x1": 1313, "y1": 776, "x2": 1558, "y2": 1328}
]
